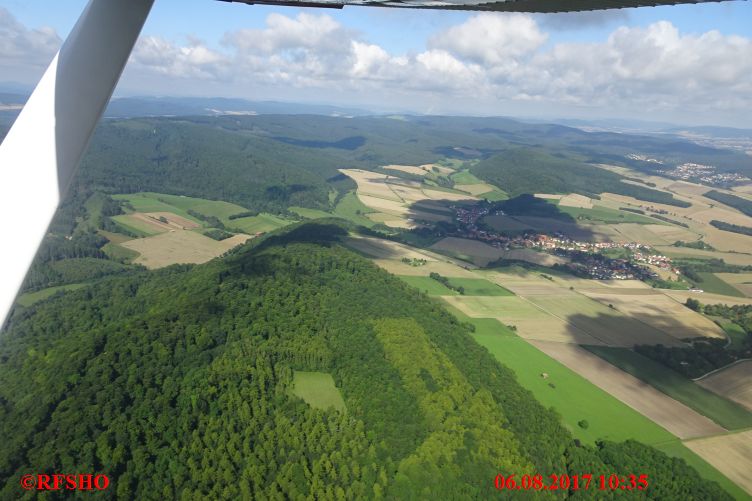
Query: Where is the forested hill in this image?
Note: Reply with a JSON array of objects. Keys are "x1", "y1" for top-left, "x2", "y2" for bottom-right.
[{"x1": 0, "y1": 222, "x2": 730, "y2": 499}]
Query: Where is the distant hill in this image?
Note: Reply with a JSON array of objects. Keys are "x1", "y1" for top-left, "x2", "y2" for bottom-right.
[{"x1": 103, "y1": 96, "x2": 373, "y2": 118}]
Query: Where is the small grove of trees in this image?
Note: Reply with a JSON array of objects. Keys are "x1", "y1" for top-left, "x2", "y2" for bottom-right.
[{"x1": 429, "y1": 272, "x2": 464, "y2": 295}]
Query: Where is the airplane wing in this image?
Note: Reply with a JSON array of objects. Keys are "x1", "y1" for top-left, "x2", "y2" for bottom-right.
[{"x1": 220, "y1": 0, "x2": 732, "y2": 11}]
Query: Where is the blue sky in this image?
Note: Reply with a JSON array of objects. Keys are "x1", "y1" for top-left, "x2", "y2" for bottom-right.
[{"x1": 1, "y1": 1, "x2": 751, "y2": 125}]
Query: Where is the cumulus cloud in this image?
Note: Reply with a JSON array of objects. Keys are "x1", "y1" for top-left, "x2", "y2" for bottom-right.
[
  {"x1": 3, "y1": 7, "x2": 750, "y2": 121},
  {"x1": 0, "y1": 7, "x2": 60, "y2": 68}
]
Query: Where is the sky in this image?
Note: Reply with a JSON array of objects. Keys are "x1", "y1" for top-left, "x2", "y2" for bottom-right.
[{"x1": 1, "y1": 0, "x2": 751, "y2": 126}]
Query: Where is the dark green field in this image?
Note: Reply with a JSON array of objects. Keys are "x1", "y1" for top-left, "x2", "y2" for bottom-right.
[{"x1": 584, "y1": 346, "x2": 752, "y2": 430}]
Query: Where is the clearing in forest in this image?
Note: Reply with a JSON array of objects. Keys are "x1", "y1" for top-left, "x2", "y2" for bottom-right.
[{"x1": 290, "y1": 371, "x2": 346, "y2": 412}]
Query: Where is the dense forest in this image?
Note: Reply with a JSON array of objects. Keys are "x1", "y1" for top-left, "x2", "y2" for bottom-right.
[
  {"x1": 0, "y1": 222, "x2": 731, "y2": 499},
  {"x1": 471, "y1": 149, "x2": 691, "y2": 207},
  {"x1": 704, "y1": 191, "x2": 752, "y2": 217}
]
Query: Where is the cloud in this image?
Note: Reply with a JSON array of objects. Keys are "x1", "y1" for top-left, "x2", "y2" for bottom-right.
[
  {"x1": 0, "y1": 7, "x2": 60, "y2": 68},
  {"x1": 3, "y1": 7, "x2": 750, "y2": 123},
  {"x1": 429, "y1": 13, "x2": 547, "y2": 65}
]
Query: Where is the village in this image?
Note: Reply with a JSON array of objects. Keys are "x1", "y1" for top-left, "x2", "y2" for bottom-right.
[{"x1": 449, "y1": 202, "x2": 678, "y2": 280}]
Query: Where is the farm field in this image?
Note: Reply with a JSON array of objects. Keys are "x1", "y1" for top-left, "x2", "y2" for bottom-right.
[
  {"x1": 445, "y1": 277, "x2": 513, "y2": 296},
  {"x1": 471, "y1": 335, "x2": 675, "y2": 445},
  {"x1": 111, "y1": 214, "x2": 164, "y2": 236},
  {"x1": 696, "y1": 272, "x2": 746, "y2": 297},
  {"x1": 383, "y1": 164, "x2": 430, "y2": 176},
  {"x1": 373, "y1": 259, "x2": 476, "y2": 277},
  {"x1": 102, "y1": 242, "x2": 140, "y2": 262},
  {"x1": 658, "y1": 246, "x2": 752, "y2": 266},
  {"x1": 584, "y1": 346, "x2": 752, "y2": 430},
  {"x1": 481, "y1": 270, "x2": 684, "y2": 347},
  {"x1": 441, "y1": 295, "x2": 605, "y2": 345},
  {"x1": 528, "y1": 340, "x2": 726, "y2": 439},
  {"x1": 454, "y1": 183, "x2": 496, "y2": 196},
  {"x1": 685, "y1": 430, "x2": 752, "y2": 496},
  {"x1": 450, "y1": 170, "x2": 484, "y2": 185},
  {"x1": 344, "y1": 236, "x2": 436, "y2": 261},
  {"x1": 16, "y1": 283, "x2": 87, "y2": 307},
  {"x1": 229, "y1": 213, "x2": 291, "y2": 234},
  {"x1": 663, "y1": 290, "x2": 752, "y2": 306},
  {"x1": 120, "y1": 230, "x2": 251, "y2": 268},
  {"x1": 581, "y1": 290, "x2": 725, "y2": 340},
  {"x1": 715, "y1": 273, "x2": 752, "y2": 297},
  {"x1": 655, "y1": 441, "x2": 750, "y2": 501},
  {"x1": 289, "y1": 206, "x2": 332, "y2": 219},
  {"x1": 143, "y1": 192, "x2": 247, "y2": 221},
  {"x1": 698, "y1": 361, "x2": 752, "y2": 413},
  {"x1": 526, "y1": 294, "x2": 683, "y2": 347},
  {"x1": 112, "y1": 193, "x2": 203, "y2": 222},
  {"x1": 557, "y1": 204, "x2": 658, "y2": 225},
  {"x1": 430, "y1": 237, "x2": 567, "y2": 267},
  {"x1": 397, "y1": 276, "x2": 458, "y2": 296},
  {"x1": 333, "y1": 192, "x2": 378, "y2": 227},
  {"x1": 290, "y1": 371, "x2": 346, "y2": 412}
]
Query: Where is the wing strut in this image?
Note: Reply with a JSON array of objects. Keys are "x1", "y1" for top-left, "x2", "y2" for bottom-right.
[{"x1": 0, "y1": 0, "x2": 154, "y2": 328}]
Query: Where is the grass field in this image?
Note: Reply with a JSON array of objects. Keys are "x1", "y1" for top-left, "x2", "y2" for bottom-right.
[
  {"x1": 696, "y1": 272, "x2": 746, "y2": 297},
  {"x1": 229, "y1": 213, "x2": 291, "y2": 234},
  {"x1": 16, "y1": 283, "x2": 87, "y2": 307},
  {"x1": 584, "y1": 346, "x2": 752, "y2": 430},
  {"x1": 152, "y1": 192, "x2": 247, "y2": 221},
  {"x1": 450, "y1": 169, "x2": 484, "y2": 185},
  {"x1": 719, "y1": 320, "x2": 750, "y2": 350},
  {"x1": 290, "y1": 371, "x2": 346, "y2": 412},
  {"x1": 398, "y1": 276, "x2": 458, "y2": 296},
  {"x1": 111, "y1": 215, "x2": 159, "y2": 237},
  {"x1": 472, "y1": 336, "x2": 675, "y2": 444},
  {"x1": 445, "y1": 278, "x2": 513, "y2": 296},
  {"x1": 102, "y1": 242, "x2": 140, "y2": 262},
  {"x1": 442, "y1": 304, "x2": 517, "y2": 338},
  {"x1": 557, "y1": 205, "x2": 659, "y2": 225},
  {"x1": 113, "y1": 193, "x2": 203, "y2": 223},
  {"x1": 289, "y1": 206, "x2": 332, "y2": 220},
  {"x1": 333, "y1": 192, "x2": 377, "y2": 227}
]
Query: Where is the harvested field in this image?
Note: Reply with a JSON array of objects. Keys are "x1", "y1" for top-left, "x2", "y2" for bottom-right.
[
  {"x1": 422, "y1": 188, "x2": 475, "y2": 202},
  {"x1": 357, "y1": 195, "x2": 408, "y2": 215},
  {"x1": 120, "y1": 230, "x2": 251, "y2": 269},
  {"x1": 663, "y1": 290, "x2": 752, "y2": 306},
  {"x1": 431, "y1": 237, "x2": 502, "y2": 265},
  {"x1": 425, "y1": 163, "x2": 454, "y2": 175},
  {"x1": 581, "y1": 291, "x2": 725, "y2": 341},
  {"x1": 699, "y1": 361, "x2": 752, "y2": 412},
  {"x1": 559, "y1": 194, "x2": 593, "y2": 209},
  {"x1": 383, "y1": 164, "x2": 429, "y2": 176},
  {"x1": 430, "y1": 237, "x2": 565, "y2": 267},
  {"x1": 529, "y1": 340, "x2": 727, "y2": 439},
  {"x1": 340, "y1": 169, "x2": 403, "y2": 201},
  {"x1": 526, "y1": 294, "x2": 682, "y2": 347},
  {"x1": 685, "y1": 430, "x2": 752, "y2": 495},
  {"x1": 441, "y1": 295, "x2": 605, "y2": 345}
]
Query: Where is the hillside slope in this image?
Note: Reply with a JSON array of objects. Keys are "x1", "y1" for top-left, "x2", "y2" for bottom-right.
[{"x1": 0, "y1": 223, "x2": 732, "y2": 499}]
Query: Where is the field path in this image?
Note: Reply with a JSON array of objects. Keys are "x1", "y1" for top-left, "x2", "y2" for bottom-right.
[{"x1": 528, "y1": 340, "x2": 727, "y2": 440}]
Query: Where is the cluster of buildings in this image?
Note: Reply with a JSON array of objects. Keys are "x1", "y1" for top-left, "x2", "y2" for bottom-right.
[
  {"x1": 627, "y1": 154, "x2": 664, "y2": 164},
  {"x1": 451, "y1": 203, "x2": 677, "y2": 281},
  {"x1": 658, "y1": 162, "x2": 750, "y2": 186}
]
